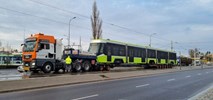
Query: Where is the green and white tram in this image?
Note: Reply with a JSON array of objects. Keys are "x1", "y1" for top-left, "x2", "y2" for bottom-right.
[{"x1": 88, "y1": 39, "x2": 177, "y2": 68}]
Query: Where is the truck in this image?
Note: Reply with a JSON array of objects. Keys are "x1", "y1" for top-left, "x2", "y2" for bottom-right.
[
  {"x1": 178, "y1": 56, "x2": 192, "y2": 66},
  {"x1": 22, "y1": 33, "x2": 98, "y2": 73}
]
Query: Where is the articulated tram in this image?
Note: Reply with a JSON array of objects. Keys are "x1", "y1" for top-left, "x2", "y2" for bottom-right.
[
  {"x1": 88, "y1": 39, "x2": 177, "y2": 68},
  {"x1": 0, "y1": 54, "x2": 22, "y2": 68}
]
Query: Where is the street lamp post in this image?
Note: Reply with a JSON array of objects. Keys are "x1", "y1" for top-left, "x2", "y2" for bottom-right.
[
  {"x1": 149, "y1": 33, "x2": 156, "y2": 47},
  {"x1": 68, "y1": 17, "x2": 76, "y2": 48}
]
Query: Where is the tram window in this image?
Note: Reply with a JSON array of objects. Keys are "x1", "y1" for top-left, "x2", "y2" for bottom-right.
[
  {"x1": 107, "y1": 45, "x2": 111, "y2": 56},
  {"x1": 169, "y1": 53, "x2": 176, "y2": 60},
  {"x1": 134, "y1": 48, "x2": 141, "y2": 57},
  {"x1": 99, "y1": 44, "x2": 104, "y2": 54},
  {"x1": 141, "y1": 49, "x2": 146, "y2": 58},
  {"x1": 112, "y1": 46, "x2": 119, "y2": 55},
  {"x1": 148, "y1": 49, "x2": 156, "y2": 58},
  {"x1": 128, "y1": 47, "x2": 133, "y2": 57},
  {"x1": 119, "y1": 48, "x2": 125, "y2": 56}
]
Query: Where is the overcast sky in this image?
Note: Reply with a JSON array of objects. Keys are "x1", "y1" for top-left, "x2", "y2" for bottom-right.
[{"x1": 0, "y1": 0, "x2": 213, "y2": 56}]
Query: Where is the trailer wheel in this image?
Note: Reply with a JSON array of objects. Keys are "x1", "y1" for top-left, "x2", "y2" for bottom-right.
[
  {"x1": 73, "y1": 61, "x2": 82, "y2": 72},
  {"x1": 42, "y1": 63, "x2": 53, "y2": 73},
  {"x1": 82, "y1": 61, "x2": 91, "y2": 72},
  {"x1": 99, "y1": 65, "x2": 104, "y2": 71},
  {"x1": 105, "y1": 65, "x2": 110, "y2": 71}
]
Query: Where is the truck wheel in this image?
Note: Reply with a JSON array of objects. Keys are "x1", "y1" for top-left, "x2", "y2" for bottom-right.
[
  {"x1": 82, "y1": 61, "x2": 91, "y2": 72},
  {"x1": 42, "y1": 63, "x2": 53, "y2": 73},
  {"x1": 73, "y1": 62, "x2": 82, "y2": 72}
]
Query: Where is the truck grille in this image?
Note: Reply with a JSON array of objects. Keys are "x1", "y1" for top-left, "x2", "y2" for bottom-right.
[{"x1": 24, "y1": 54, "x2": 32, "y2": 59}]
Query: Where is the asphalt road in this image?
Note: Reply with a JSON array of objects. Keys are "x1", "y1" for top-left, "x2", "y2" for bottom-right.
[
  {"x1": 0, "y1": 69, "x2": 22, "y2": 81},
  {"x1": 0, "y1": 68, "x2": 213, "y2": 100}
]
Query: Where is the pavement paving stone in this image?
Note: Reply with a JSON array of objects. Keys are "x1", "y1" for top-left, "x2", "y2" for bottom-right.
[{"x1": 193, "y1": 85, "x2": 213, "y2": 100}]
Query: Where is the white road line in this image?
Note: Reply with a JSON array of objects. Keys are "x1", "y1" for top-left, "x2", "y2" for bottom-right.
[
  {"x1": 136, "y1": 84, "x2": 150, "y2": 88},
  {"x1": 167, "y1": 79, "x2": 175, "y2": 82},
  {"x1": 186, "y1": 75, "x2": 191, "y2": 78},
  {"x1": 198, "y1": 73, "x2": 202, "y2": 75},
  {"x1": 72, "y1": 94, "x2": 99, "y2": 100}
]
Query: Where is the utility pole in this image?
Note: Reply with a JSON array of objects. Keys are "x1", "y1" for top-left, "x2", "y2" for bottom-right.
[
  {"x1": 79, "y1": 36, "x2": 82, "y2": 52},
  {"x1": 23, "y1": 29, "x2": 26, "y2": 44},
  {"x1": 171, "y1": 41, "x2": 178, "y2": 51},
  {"x1": 6, "y1": 42, "x2": 9, "y2": 67},
  {"x1": 179, "y1": 51, "x2": 181, "y2": 70},
  {"x1": 171, "y1": 41, "x2": 173, "y2": 51},
  {"x1": 149, "y1": 33, "x2": 156, "y2": 47},
  {"x1": 194, "y1": 48, "x2": 196, "y2": 66},
  {"x1": 0, "y1": 40, "x2": 2, "y2": 47}
]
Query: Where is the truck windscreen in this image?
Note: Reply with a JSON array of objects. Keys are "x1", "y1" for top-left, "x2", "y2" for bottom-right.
[{"x1": 23, "y1": 40, "x2": 36, "y2": 52}]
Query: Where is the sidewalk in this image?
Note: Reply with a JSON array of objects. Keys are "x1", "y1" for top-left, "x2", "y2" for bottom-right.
[
  {"x1": 0, "y1": 65, "x2": 212, "y2": 93},
  {"x1": 189, "y1": 84, "x2": 213, "y2": 100}
]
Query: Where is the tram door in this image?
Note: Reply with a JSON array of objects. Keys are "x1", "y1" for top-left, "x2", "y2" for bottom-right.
[
  {"x1": 107, "y1": 45, "x2": 111, "y2": 62},
  {"x1": 129, "y1": 48, "x2": 134, "y2": 62}
]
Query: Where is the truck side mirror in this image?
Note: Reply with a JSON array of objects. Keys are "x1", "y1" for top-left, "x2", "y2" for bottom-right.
[{"x1": 21, "y1": 44, "x2": 26, "y2": 46}]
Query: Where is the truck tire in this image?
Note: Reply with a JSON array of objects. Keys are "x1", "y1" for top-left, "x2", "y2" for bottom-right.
[
  {"x1": 42, "y1": 63, "x2": 53, "y2": 73},
  {"x1": 82, "y1": 61, "x2": 91, "y2": 72},
  {"x1": 73, "y1": 61, "x2": 82, "y2": 72}
]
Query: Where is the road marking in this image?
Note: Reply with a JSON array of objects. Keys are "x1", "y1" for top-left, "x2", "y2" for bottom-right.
[
  {"x1": 136, "y1": 84, "x2": 150, "y2": 88},
  {"x1": 167, "y1": 79, "x2": 175, "y2": 82},
  {"x1": 72, "y1": 94, "x2": 99, "y2": 100},
  {"x1": 198, "y1": 73, "x2": 202, "y2": 75},
  {"x1": 186, "y1": 75, "x2": 191, "y2": 78}
]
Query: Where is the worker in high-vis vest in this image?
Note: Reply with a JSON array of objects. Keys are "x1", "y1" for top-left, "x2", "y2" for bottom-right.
[{"x1": 65, "y1": 56, "x2": 72, "y2": 72}]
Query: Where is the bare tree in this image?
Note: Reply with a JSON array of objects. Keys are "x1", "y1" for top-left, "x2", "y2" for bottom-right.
[
  {"x1": 91, "y1": 0, "x2": 102, "y2": 39},
  {"x1": 205, "y1": 51, "x2": 211, "y2": 61},
  {"x1": 188, "y1": 48, "x2": 200, "y2": 58}
]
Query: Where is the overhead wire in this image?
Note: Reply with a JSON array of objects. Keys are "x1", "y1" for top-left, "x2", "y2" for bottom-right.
[
  {"x1": 27, "y1": 0, "x2": 173, "y2": 42},
  {"x1": 3, "y1": 0, "x2": 210, "y2": 52}
]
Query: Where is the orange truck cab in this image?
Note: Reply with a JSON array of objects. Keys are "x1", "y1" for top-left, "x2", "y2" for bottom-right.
[{"x1": 22, "y1": 33, "x2": 63, "y2": 73}]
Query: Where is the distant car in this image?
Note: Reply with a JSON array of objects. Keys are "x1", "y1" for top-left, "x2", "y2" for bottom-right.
[
  {"x1": 207, "y1": 62, "x2": 212, "y2": 66},
  {"x1": 17, "y1": 66, "x2": 24, "y2": 73}
]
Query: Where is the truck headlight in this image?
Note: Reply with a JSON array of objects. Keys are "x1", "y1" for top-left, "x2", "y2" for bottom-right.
[
  {"x1": 31, "y1": 60, "x2": 36, "y2": 68},
  {"x1": 32, "y1": 62, "x2": 35, "y2": 66}
]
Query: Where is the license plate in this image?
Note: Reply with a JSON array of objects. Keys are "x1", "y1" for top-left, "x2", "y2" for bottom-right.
[{"x1": 24, "y1": 66, "x2": 30, "y2": 71}]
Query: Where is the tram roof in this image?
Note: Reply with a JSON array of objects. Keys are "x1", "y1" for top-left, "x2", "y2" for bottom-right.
[{"x1": 91, "y1": 39, "x2": 176, "y2": 53}]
